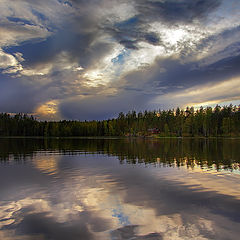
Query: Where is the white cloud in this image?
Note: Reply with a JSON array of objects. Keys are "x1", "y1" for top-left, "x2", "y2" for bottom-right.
[
  {"x1": 0, "y1": 22, "x2": 51, "y2": 47},
  {"x1": 0, "y1": 49, "x2": 23, "y2": 73},
  {"x1": 0, "y1": 50, "x2": 19, "y2": 69}
]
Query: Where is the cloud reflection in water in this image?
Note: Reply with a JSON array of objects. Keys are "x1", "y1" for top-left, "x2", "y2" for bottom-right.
[{"x1": 0, "y1": 139, "x2": 240, "y2": 239}]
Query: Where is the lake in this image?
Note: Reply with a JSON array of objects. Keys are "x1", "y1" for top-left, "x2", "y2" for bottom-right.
[{"x1": 0, "y1": 138, "x2": 240, "y2": 240}]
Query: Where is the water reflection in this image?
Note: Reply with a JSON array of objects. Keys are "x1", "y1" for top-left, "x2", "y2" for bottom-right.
[
  {"x1": 0, "y1": 138, "x2": 240, "y2": 239},
  {"x1": 1, "y1": 138, "x2": 240, "y2": 171},
  {"x1": 32, "y1": 155, "x2": 59, "y2": 176}
]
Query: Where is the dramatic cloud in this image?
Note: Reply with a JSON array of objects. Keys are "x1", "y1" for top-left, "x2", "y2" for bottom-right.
[{"x1": 0, "y1": 0, "x2": 240, "y2": 119}]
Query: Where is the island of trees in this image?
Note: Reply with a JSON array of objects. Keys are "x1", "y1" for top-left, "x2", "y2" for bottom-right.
[{"x1": 0, "y1": 105, "x2": 239, "y2": 137}]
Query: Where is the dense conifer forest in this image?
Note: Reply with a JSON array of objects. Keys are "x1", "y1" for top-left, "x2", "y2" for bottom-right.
[{"x1": 0, "y1": 105, "x2": 240, "y2": 137}]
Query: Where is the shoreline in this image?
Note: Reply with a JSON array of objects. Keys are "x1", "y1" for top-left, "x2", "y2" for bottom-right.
[{"x1": 0, "y1": 136, "x2": 240, "y2": 140}]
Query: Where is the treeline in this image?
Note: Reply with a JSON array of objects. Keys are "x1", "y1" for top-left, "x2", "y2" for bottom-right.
[{"x1": 0, "y1": 104, "x2": 240, "y2": 137}]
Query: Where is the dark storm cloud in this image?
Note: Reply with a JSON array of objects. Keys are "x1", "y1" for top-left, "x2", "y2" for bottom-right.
[
  {"x1": 0, "y1": 71, "x2": 68, "y2": 114},
  {"x1": 136, "y1": 0, "x2": 222, "y2": 24},
  {"x1": 59, "y1": 92, "x2": 153, "y2": 120},
  {"x1": 105, "y1": 16, "x2": 161, "y2": 49},
  {"x1": 154, "y1": 54, "x2": 240, "y2": 91},
  {"x1": 9, "y1": 29, "x2": 113, "y2": 70},
  {"x1": 0, "y1": 75, "x2": 41, "y2": 113}
]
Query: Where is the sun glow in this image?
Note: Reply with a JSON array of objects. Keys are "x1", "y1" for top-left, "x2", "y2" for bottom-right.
[{"x1": 35, "y1": 100, "x2": 60, "y2": 120}]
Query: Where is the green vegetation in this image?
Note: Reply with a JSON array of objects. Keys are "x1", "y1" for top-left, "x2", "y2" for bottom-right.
[{"x1": 0, "y1": 104, "x2": 240, "y2": 137}]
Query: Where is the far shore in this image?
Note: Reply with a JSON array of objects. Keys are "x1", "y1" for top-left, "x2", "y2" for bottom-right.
[{"x1": 0, "y1": 136, "x2": 239, "y2": 140}]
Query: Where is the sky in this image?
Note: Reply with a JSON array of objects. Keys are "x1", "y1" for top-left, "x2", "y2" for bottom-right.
[{"x1": 0, "y1": 0, "x2": 240, "y2": 120}]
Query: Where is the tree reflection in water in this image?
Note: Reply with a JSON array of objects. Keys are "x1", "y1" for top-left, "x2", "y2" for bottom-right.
[{"x1": 0, "y1": 138, "x2": 239, "y2": 171}]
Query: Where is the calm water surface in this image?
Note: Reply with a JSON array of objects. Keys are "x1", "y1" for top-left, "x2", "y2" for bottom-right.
[{"x1": 0, "y1": 138, "x2": 240, "y2": 240}]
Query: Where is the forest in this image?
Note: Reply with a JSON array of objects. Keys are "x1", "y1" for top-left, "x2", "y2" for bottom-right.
[{"x1": 0, "y1": 104, "x2": 240, "y2": 137}]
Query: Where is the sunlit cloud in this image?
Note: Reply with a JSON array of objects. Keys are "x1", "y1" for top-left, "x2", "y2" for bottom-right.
[
  {"x1": 0, "y1": 22, "x2": 51, "y2": 48},
  {"x1": 0, "y1": 50, "x2": 23, "y2": 74},
  {"x1": 152, "y1": 76, "x2": 240, "y2": 109}
]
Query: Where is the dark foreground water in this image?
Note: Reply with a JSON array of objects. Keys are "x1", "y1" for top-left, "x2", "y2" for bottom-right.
[{"x1": 0, "y1": 138, "x2": 240, "y2": 240}]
